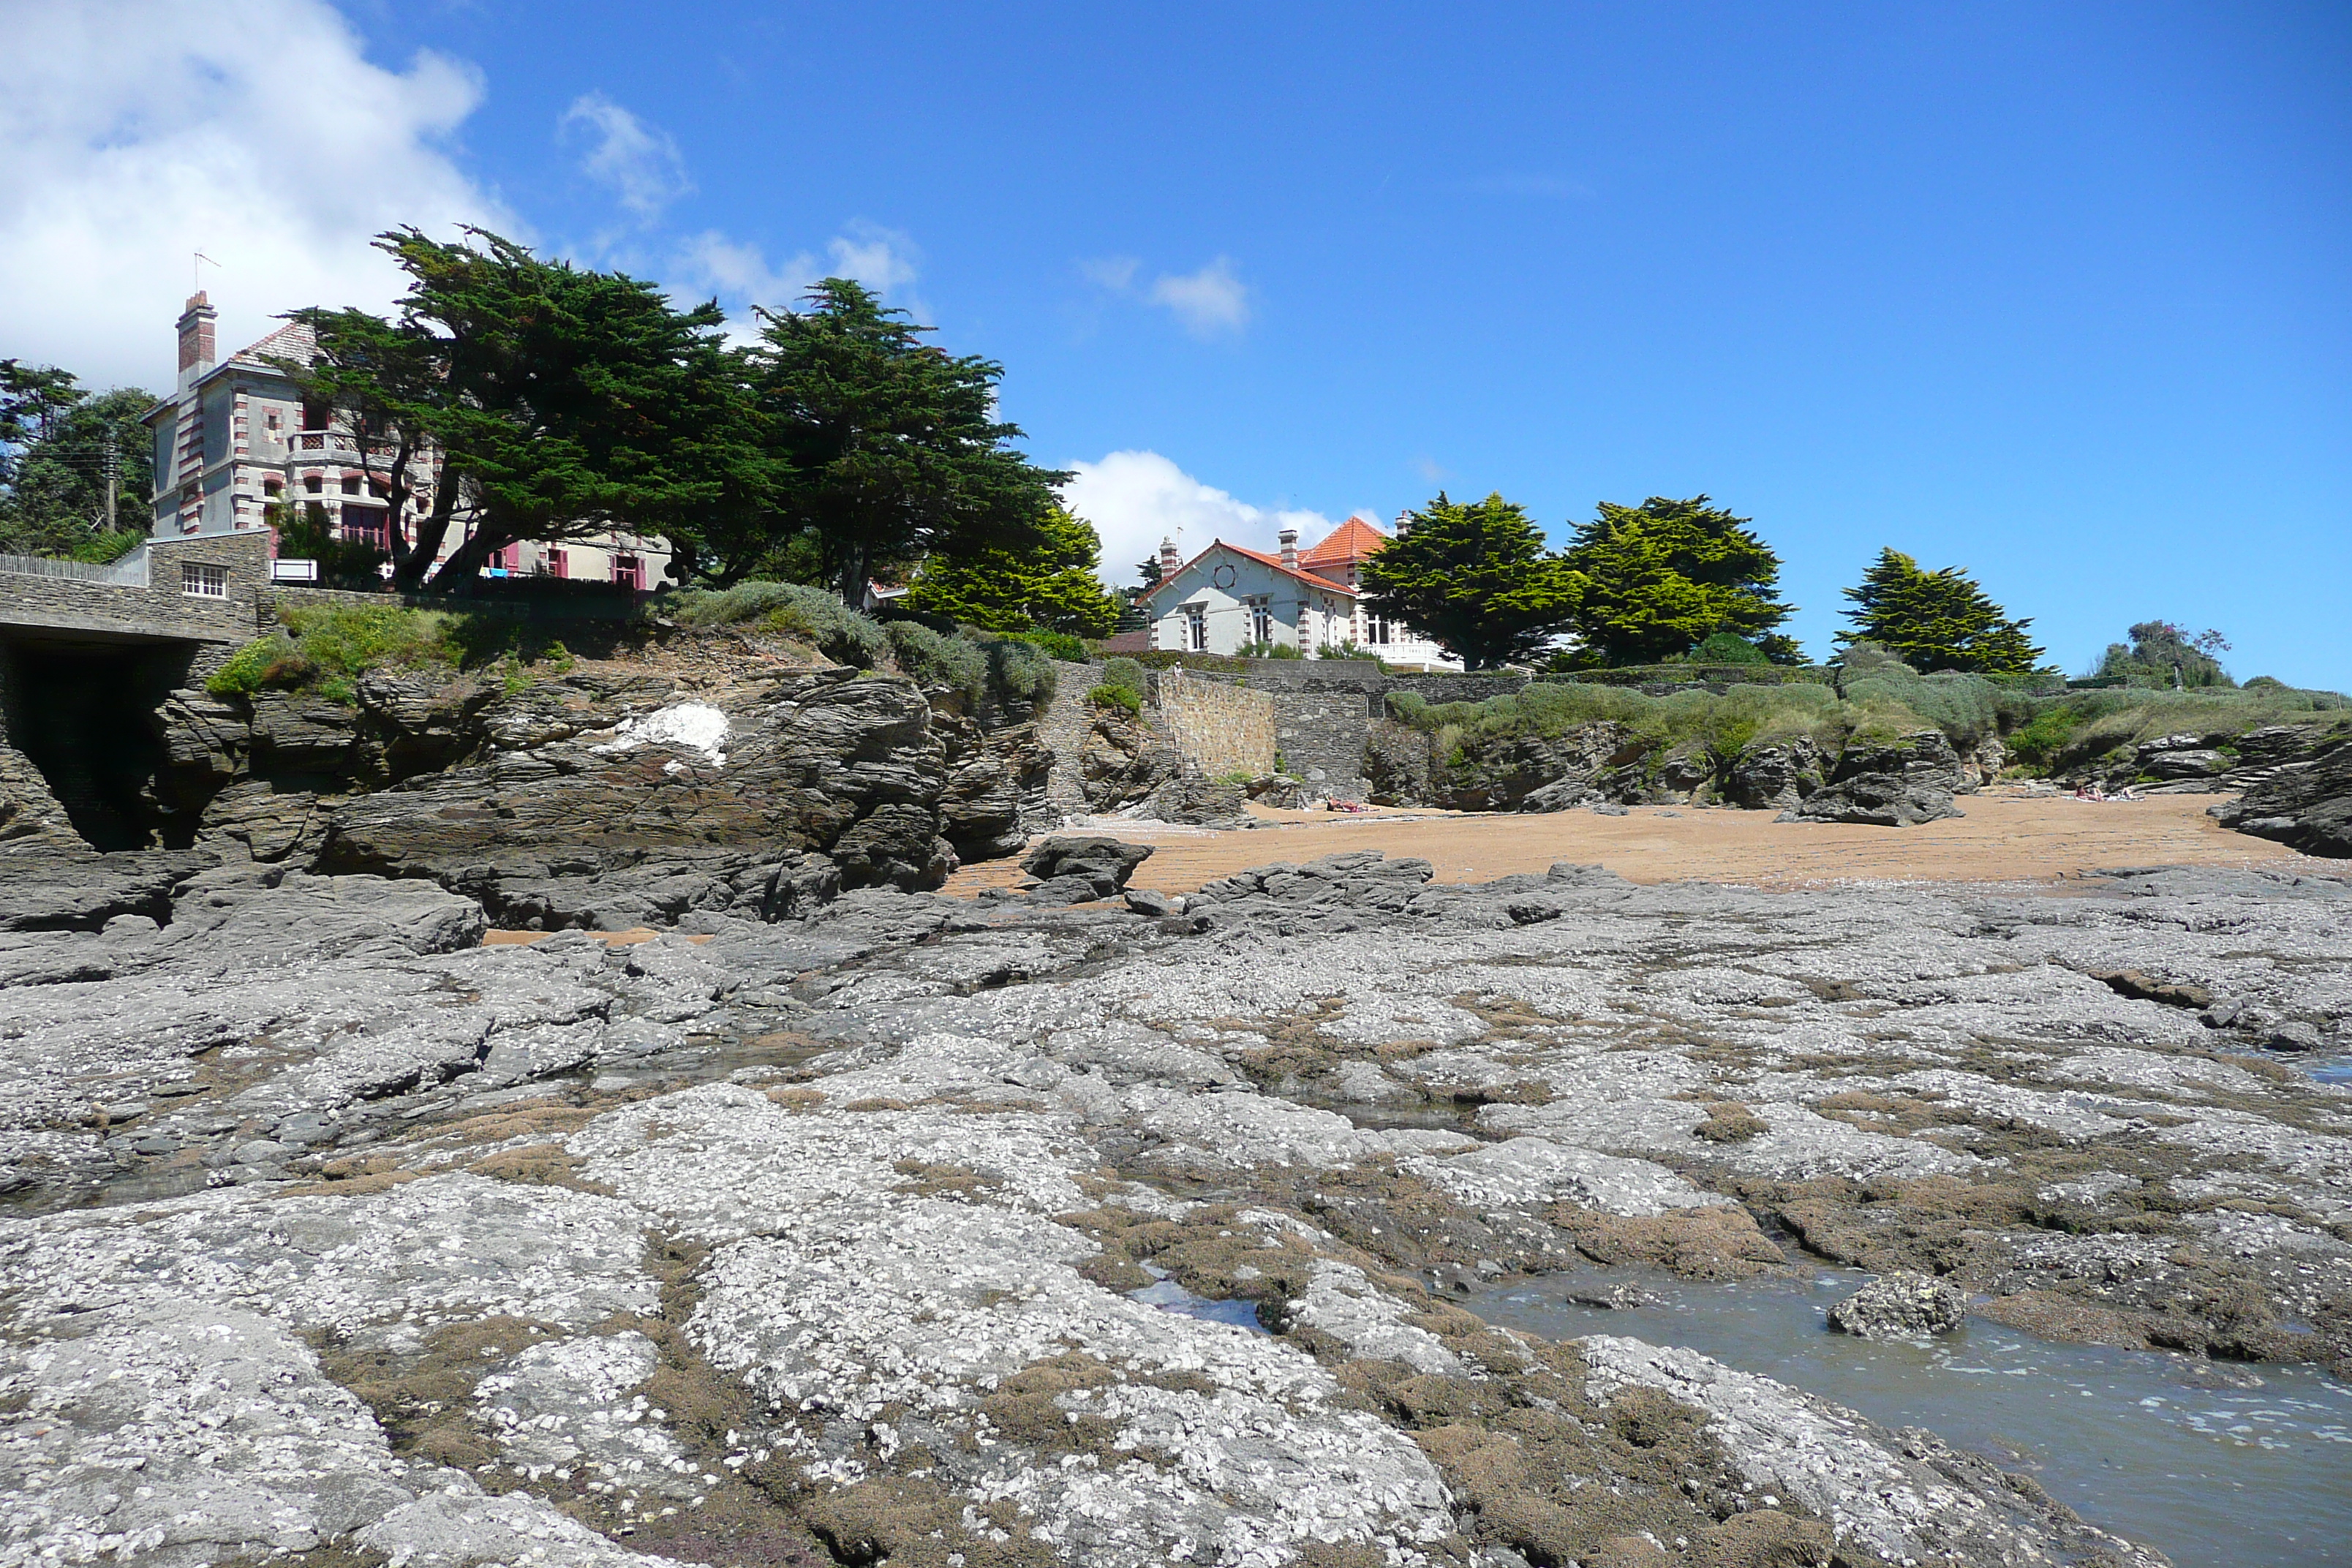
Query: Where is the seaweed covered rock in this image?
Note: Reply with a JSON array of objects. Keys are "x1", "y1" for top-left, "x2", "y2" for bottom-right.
[{"x1": 1826, "y1": 1272, "x2": 1968, "y2": 1338}]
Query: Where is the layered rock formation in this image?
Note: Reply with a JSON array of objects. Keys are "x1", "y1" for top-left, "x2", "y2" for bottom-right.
[
  {"x1": 12, "y1": 845, "x2": 2346, "y2": 1563},
  {"x1": 1369, "y1": 719, "x2": 1996, "y2": 825},
  {"x1": 51, "y1": 635, "x2": 1061, "y2": 926},
  {"x1": 2210, "y1": 723, "x2": 2352, "y2": 859}
]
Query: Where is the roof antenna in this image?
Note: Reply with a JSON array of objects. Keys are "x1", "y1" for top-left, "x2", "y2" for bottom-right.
[{"x1": 192, "y1": 250, "x2": 218, "y2": 294}]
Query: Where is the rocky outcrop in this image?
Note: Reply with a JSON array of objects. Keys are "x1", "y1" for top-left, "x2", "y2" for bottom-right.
[
  {"x1": 2214, "y1": 722, "x2": 2352, "y2": 858},
  {"x1": 1018, "y1": 834, "x2": 1153, "y2": 902},
  {"x1": 127, "y1": 649, "x2": 1060, "y2": 926},
  {"x1": 1367, "y1": 720, "x2": 1657, "y2": 811},
  {"x1": 314, "y1": 671, "x2": 951, "y2": 922},
  {"x1": 1079, "y1": 704, "x2": 1180, "y2": 810},
  {"x1": 1784, "y1": 774, "x2": 1964, "y2": 827},
  {"x1": 0, "y1": 744, "x2": 83, "y2": 848},
  {"x1": 1826, "y1": 1272, "x2": 1968, "y2": 1338},
  {"x1": 1723, "y1": 738, "x2": 1827, "y2": 810}
]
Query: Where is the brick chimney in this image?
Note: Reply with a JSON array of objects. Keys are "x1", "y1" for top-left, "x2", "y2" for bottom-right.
[
  {"x1": 176, "y1": 292, "x2": 216, "y2": 390},
  {"x1": 1158, "y1": 537, "x2": 1180, "y2": 578},
  {"x1": 1393, "y1": 509, "x2": 1411, "y2": 539},
  {"x1": 1278, "y1": 527, "x2": 1300, "y2": 570}
]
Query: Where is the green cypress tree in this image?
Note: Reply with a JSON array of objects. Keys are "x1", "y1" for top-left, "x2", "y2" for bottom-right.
[
  {"x1": 1556, "y1": 495, "x2": 1796, "y2": 666},
  {"x1": 905, "y1": 508, "x2": 1123, "y2": 636},
  {"x1": 1358, "y1": 491, "x2": 1580, "y2": 669},
  {"x1": 1836, "y1": 549, "x2": 2046, "y2": 674}
]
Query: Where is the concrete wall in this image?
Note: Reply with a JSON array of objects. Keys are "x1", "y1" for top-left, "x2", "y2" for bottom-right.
[{"x1": 1155, "y1": 668, "x2": 1275, "y2": 780}]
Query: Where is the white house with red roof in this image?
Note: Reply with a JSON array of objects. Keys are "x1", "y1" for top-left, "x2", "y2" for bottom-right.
[{"x1": 1139, "y1": 516, "x2": 1463, "y2": 668}]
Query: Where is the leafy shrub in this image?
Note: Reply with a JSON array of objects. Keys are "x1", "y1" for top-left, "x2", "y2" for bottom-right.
[
  {"x1": 883, "y1": 620, "x2": 987, "y2": 704},
  {"x1": 1009, "y1": 629, "x2": 1091, "y2": 663},
  {"x1": 1235, "y1": 639, "x2": 1303, "y2": 660},
  {"x1": 981, "y1": 636, "x2": 1058, "y2": 711},
  {"x1": 1317, "y1": 641, "x2": 1383, "y2": 663},
  {"x1": 1102, "y1": 656, "x2": 1147, "y2": 694},
  {"x1": 1088, "y1": 683, "x2": 1142, "y2": 715},
  {"x1": 1686, "y1": 631, "x2": 1771, "y2": 666},
  {"x1": 668, "y1": 581, "x2": 890, "y2": 668},
  {"x1": 2002, "y1": 705, "x2": 2082, "y2": 770}
]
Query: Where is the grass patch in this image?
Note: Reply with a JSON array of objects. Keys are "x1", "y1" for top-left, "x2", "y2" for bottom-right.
[
  {"x1": 1088, "y1": 682, "x2": 1142, "y2": 715},
  {"x1": 204, "y1": 603, "x2": 577, "y2": 705}
]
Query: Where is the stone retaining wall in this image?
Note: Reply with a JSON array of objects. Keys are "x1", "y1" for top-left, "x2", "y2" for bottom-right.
[
  {"x1": 1033, "y1": 660, "x2": 1100, "y2": 819},
  {"x1": 1155, "y1": 668, "x2": 1275, "y2": 780}
]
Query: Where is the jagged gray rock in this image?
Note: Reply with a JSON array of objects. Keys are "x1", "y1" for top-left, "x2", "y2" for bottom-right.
[
  {"x1": 1825, "y1": 1271, "x2": 1969, "y2": 1338},
  {"x1": 2214, "y1": 722, "x2": 2352, "y2": 858},
  {"x1": 1785, "y1": 773, "x2": 1964, "y2": 826}
]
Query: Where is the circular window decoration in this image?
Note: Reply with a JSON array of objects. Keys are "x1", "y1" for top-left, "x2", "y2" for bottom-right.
[{"x1": 1210, "y1": 562, "x2": 1238, "y2": 589}]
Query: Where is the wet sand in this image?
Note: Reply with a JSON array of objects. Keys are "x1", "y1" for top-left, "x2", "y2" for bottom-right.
[{"x1": 944, "y1": 789, "x2": 2337, "y2": 898}]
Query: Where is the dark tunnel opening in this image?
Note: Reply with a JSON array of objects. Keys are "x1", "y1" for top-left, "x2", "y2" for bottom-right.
[{"x1": 0, "y1": 640, "x2": 186, "y2": 852}]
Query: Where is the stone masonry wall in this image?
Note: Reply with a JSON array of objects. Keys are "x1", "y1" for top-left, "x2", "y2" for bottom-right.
[
  {"x1": 1033, "y1": 660, "x2": 1101, "y2": 819},
  {"x1": 1155, "y1": 668, "x2": 1275, "y2": 780}
]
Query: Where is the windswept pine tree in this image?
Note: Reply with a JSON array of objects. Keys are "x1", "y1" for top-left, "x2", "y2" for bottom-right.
[
  {"x1": 1358, "y1": 491, "x2": 1580, "y2": 669},
  {"x1": 905, "y1": 507, "x2": 1123, "y2": 636},
  {"x1": 1836, "y1": 548, "x2": 2046, "y2": 674},
  {"x1": 1556, "y1": 495, "x2": 1798, "y2": 666}
]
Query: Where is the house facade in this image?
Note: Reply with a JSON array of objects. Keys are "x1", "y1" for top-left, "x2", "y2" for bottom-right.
[
  {"x1": 140, "y1": 293, "x2": 672, "y2": 589},
  {"x1": 1141, "y1": 516, "x2": 1463, "y2": 668}
]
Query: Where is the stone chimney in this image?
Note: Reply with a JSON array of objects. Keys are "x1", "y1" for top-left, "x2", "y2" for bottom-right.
[
  {"x1": 1158, "y1": 537, "x2": 1180, "y2": 578},
  {"x1": 1393, "y1": 509, "x2": 1412, "y2": 539},
  {"x1": 1278, "y1": 527, "x2": 1300, "y2": 570},
  {"x1": 176, "y1": 292, "x2": 216, "y2": 390}
]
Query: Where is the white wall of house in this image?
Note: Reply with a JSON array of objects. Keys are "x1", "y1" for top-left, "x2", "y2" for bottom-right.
[{"x1": 1149, "y1": 545, "x2": 1346, "y2": 656}]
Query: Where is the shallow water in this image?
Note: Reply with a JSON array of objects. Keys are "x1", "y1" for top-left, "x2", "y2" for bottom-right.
[
  {"x1": 1474, "y1": 1269, "x2": 2352, "y2": 1568},
  {"x1": 2303, "y1": 1052, "x2": 2352, "y2": 1088},
  {"x1": 1130, "y1": 1275, "x2": 1271, "y2": 1335}
]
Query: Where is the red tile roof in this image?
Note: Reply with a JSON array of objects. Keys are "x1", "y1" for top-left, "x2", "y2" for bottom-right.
[
  {"x1": 1299, "y1": 516, "x2": 1390, "y2": 568},
  {"x1": 1139, "y1": 540, "x2": 1357, "y2": 602}
]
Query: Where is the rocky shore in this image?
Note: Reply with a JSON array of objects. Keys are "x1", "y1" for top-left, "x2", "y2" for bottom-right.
[{"x1": 4, "y1": 815, "x2": 2348, "y2": 1567}]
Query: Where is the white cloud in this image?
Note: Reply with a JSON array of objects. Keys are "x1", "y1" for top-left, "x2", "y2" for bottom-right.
[
  {"x1": 826, "y1": 221, "x2": 921, "y2": 302},
  {"x1": 561, "y1": 92, "x2": 691, "y2": 222},
  {"x1": 0, "y1": 0, "x2": 510, "y2": 393},
  {"x1": 1077, "y1": 255, "x2": 1139, "y2": 292},
  {"x1": 1147, "y1": 257, "x2": 1250, "y2": 337},
  {"x1": 670, "y1": 221, "x2": 924, "y2": 341},
  {"x1": 1062, "y1": 450, "x2": 1371, "y2": 590}
]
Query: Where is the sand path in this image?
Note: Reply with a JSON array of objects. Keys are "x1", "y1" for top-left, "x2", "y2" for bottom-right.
[{"x1": 944, "y1": 789, "x2": 2340, "y2": 897}]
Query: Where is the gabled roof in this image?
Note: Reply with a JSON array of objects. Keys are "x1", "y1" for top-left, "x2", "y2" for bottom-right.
[
  {"x1": 1299, "y1": 516, "x2": 1389, "y2": 568},
  {"x1": 1140, "y1": 539, "x2": 1357, "y2": 603}
]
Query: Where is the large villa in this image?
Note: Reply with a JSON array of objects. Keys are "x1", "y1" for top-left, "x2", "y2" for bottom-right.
[{"x1": 1139, "y1": 516, "x2": 1462, "y2": 670}]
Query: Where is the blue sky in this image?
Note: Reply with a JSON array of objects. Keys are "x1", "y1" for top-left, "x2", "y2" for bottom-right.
[{"x1": 5, "y1": 1, "x2": 2346, "y2": 685}]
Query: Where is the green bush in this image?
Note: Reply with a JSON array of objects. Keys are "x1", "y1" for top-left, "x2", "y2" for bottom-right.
[
  {"x1": 1103, "y1": 656, "x2": 1147, "y2": 694},
  {"x1": 1235, "y1": 639, "x2": 1303, "y2": 660},
  {"x1": 1683, "y1": 631, "x2": 1771, "y2": 666},
  {"x1": 981, "y1": 636, "x2": 1058, "y2": 711},
  {"x1": 883, "y1": 620, "x2": 987, "y2": 704},
  {"x1": 1088, "y1": 682, "x2": 1142, "y2": 715},
  {"x1": 668, "y1": 581, "x2": 890, "y2": 668},
  {"x1": 1004, "y1": 628, "x2": 1090, "y2": 662}
]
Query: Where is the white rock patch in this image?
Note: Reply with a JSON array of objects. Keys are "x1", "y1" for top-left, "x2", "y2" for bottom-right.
[{"x1": 595, "y1": 701, "x2": 730, "y2": 766}]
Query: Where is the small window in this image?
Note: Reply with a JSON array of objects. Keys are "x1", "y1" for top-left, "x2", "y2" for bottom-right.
[
  {"x1": 304, "y1": 475, "x2": 323, "y2": 494},
  {"x1": 341, "y1": 475, "x2": 361, "y2": 496},
  {"x1": 1245, "y1": 595, "x2": 1271, "y2": 645},
  {"x1": 1184, "y1": 604, "x2": 1207, "y2": 652},
  {"x1": 301, "y1": 400, "x2": 331, "y2": 431},
  {"x1": 265, "y1": 411, "x2": 281, "y2": 432},
  {"x1": 547, "y1": 549, "x2": 568, "y2": 580},
  {"x1": 181, "y1": 562, "x2": 227, "y2": 598},
  {"x1": 263, "y1": 478, "x2": 283, "y2": 497},
  {"x1": 1366, "y1": 612, "x2": 1390, "y2": 646}
]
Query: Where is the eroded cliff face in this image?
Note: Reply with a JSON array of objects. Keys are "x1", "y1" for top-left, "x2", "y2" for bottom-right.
[
  {"x1": 124, "y1": 637, "x2": 1049, "y2": 927},
  {"x1": 1365, "y1": 719, "x2": 2006, "y2": 819}
]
